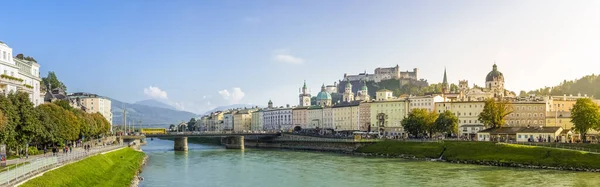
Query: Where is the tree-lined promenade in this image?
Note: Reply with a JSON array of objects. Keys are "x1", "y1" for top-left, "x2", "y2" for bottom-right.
[{"x1": 0, "y1": 92, "x2": 111, "y2": 158}]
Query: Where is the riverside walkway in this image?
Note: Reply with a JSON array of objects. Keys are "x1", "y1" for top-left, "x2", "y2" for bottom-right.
[
  {"x1": 0, "y1": 144, "x2": 125, "y2": 186},
  {"x1": 502, "y1": 142, "x2": 600, "y2": 154}
]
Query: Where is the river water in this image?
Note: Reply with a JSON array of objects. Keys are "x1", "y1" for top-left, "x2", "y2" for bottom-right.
[{"x1": 139, "y1": 139, "x2": 600, "y2": 187}]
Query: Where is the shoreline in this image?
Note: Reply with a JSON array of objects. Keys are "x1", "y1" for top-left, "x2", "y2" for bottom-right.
[
  {"x1": 244, "y1": 141, "x2": 600, "y2": 173},
  {"x1": 130, "y1": 154, "x2": 148, "y2": 187}
]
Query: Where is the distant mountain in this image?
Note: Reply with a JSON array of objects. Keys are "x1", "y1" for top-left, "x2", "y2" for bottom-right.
[
  {"x1": 134, "y1": 99, "x2": 177, "y2": 111},
  {"x1": 525, "y1": 74, "x2": 600, "y2": 97},
  {"x1": 111, "y1": 98, "x2": 198, "y2": 127},
  {"x1": 203, "y1": 104, "x2": 258, "y2": 115}
]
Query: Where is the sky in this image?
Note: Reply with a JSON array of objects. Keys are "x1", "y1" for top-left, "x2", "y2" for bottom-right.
[{"x1": 1, "y1": 0, "x2": 599, "y2": 114}]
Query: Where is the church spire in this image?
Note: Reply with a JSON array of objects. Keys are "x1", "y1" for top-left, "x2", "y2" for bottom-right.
[
  {"x1": 442, "y1": 67, "x2": 449, "y2": 94},
  {"x1": 443, "y1": 67, "x2": 448, "y2": 84}
]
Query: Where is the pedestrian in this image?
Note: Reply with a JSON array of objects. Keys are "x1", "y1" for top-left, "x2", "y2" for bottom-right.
[
  {"x1": 69, "y1": 145, "x2": 72, "y2": 153},
  {"x1": 44, "y1": 147, "x2": 47, "y2": 156}
]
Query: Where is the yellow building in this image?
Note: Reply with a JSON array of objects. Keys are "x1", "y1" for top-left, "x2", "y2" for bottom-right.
[
  {"x1": 375, "y1": 89, "x2": 394, "y2": 101},
  {"x1": 359, "y1": 101, "x2": 371, "y2": 131},
  {"x1": 292, "y1": 106, "x2": 309, "y2": 128},
  {"x1": 545, "y1": 111, "x2": 573, "y2": 130},
  {"x1": 307, "y1": 106, "x2": 323, "y2": 129},
  {"x1": 323, "y1": 107, "x2": 333, "y2": 129},
  {"x1": 506, "y1": 101, "x2": 547, "y2": 127},
  {"x1": 370, "y1": 99, "x2": 408, "y2": 136},
  {"x1": 233, "y1": 110, "x2": 253, "y2": 132},
  {"x1": 332, "y1": 101, "x2": 361, "y2": 131},
  {"x1": 208, "y1": 111, "x2": 224, "y2": 131},
  {"x1": 68, "y1": 92, "x2": 113, "y2": 129},
  {"x1": 435, "y1": 101, "x2": 485, "y2": 138}
]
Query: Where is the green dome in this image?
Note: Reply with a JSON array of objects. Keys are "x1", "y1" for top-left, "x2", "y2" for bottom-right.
[
  {"x1": 317, "y1": 91, "x2": 332, "y2": 101},
  {"x1": 486, "y1": 64, "x2": 504, "y2": 82},
  {"x1": 361, "y1": 85, "x2": 368, "y2": 91}
]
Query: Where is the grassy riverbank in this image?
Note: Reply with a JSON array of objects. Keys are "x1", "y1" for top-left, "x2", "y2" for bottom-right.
[
  {"x1": 357, "y1": 141, "x2": 600, "y2": 170},
  {"x1": 21, "y1": 148, "x2": 145, "y2": 187}
]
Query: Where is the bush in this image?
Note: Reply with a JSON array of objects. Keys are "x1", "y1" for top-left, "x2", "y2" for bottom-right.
[{"x1": 27, "y1": 147, "x2": 40, "y2": 155}]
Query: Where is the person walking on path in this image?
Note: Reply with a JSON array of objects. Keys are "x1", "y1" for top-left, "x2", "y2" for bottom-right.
[{"x1": 69, "y1": 145, "x2": 72, "y2": 153}]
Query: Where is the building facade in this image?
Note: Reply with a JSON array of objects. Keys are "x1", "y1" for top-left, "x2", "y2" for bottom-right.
[
  {"x1": 435, "y1": 101, "x2": 485, "y2": 138},
  {"x1": 307, "y1": 106, "x2": 323, "y2": 129},
  {"x1": 233, "y1": 110, "x2": 253, "y2": 131},
  {"x1": 506, "y1": 101, "x2": 547, "y2": 127},
  {"x1": 0, "y1": 41, "x2": 43, "y2": 106},
  {"x1": 251, "y1": 109, "x2": 264, "y2": 131},
  {"x1": 370, "y1": 99, "x2": 408, "y2": 136},
  {"x1": 375, "y1": 89, "x2": 394, "y2": 101},
  {"x1": 67, "y1": 92, "x2": 113, "y2": 129},
  {"x1": 292, "y1": 106, "x2": 309, "y2": 128},
  {"x1": 263, "y1": 107, "x2": 293, "y2": 131},
  {"x1": 408, "y1": 95, "x2": 446, "y2": 112},
  {"x1": 332, "y1": 101, "x2": 361, "y2": 131},
  {"x1": 223, "y1": 111, "x2": 235, "y2": 131},
  {"x1": 359, "y1": 102, "x2": 371, "y2": 131}
]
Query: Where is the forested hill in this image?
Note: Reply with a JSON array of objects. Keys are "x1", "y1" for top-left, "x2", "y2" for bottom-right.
[{"x1": 524, "y1": 74, "x2": 600, "y2": 97}]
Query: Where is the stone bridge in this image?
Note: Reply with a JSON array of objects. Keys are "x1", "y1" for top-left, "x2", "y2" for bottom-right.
[{"x1": 138, "y1": 131, "x2": 281, "y2": 151}]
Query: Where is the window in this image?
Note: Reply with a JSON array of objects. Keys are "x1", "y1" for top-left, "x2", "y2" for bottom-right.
[{"x1": 518, "y1": 135, "x2": 521, "y2": 138}]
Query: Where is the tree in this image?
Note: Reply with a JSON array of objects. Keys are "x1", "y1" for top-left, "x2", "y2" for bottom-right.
[
  {"x1": 0, "y1": 94, "x2": 18, "y2": 153},
  {"x1": 10, "y1": 92, "x2": 44, "y2": 152},
  {"x1": 53, "y1": 100, "x2": 73, "y2": 110},
  {"x1": 187, "y1": 118, "x2": 196, "y2": 131},
  {"x1": 435, "y1": 111, "x2": 459, "y2": 137},
  {"x1": 478, "y1": 98, "x2": 513, "y2": 128},
  {"x1": 571, "y1": 98, "x2": 600, "y2": 142},
  {"x1": 42, "y1": 71, "x2": 67, "y2": 91},
  {"x1": 402, "y1": 109, "x2": 437, "y2": 138}
]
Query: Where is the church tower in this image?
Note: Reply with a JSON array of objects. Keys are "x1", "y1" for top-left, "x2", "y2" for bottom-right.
[
  {"x1": 355, "y1": 79, "x2": 370, "y2": 101},
  {"x1": 299, "y1": 80, "x2": 311, "y2": 107},
  {"x1": 442, "y1": 68, "x2": 449, "y2": 94},
  {"x1": 343, "y1": 80, "x2": 355, "y2": 102}
]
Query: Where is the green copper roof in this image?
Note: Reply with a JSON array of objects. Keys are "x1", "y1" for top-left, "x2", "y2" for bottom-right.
[{"x1": 303, "y1": 80, "x2": 307, "y2": 89}]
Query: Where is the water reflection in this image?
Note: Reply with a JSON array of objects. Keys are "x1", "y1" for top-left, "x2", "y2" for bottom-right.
[{"x1": 140, "y1": 139, "x2": 600, "y2": 187}]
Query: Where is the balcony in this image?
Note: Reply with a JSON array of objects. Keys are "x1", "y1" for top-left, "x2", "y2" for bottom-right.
[{"x1": 0, "y1": 74, "x2": 24, "y2": 86}]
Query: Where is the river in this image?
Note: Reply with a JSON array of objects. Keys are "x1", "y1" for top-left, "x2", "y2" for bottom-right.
[{"x1": 139, "y1": 139, "x2": 600, "y2": 187}]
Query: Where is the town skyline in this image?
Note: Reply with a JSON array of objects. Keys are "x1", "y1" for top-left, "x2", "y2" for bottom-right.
[{"x1": 1, "y1": 0, "x2": 599, "y2": 114}]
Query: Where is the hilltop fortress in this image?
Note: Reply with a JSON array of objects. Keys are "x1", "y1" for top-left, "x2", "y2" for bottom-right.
[{"x1": 343, "y1": 64, "x2": 419, "y2": 83}]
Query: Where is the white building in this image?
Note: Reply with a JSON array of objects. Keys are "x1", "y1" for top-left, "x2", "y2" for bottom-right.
[
  {"x1": 223, "y1": 111, "x2": 235, "y2": 131},
  {"x1": 263, "y1": 107, "x2": 293, "y2": 131},
  {"x1": 0, "y1": 41, "x2": 43, "y2": 106},
  {"x1": 408, "y1": 95, "x2": 447, "y2": 112},
  {"x1": 251, "y1": 109, "x2": 264, "y2": 131}
]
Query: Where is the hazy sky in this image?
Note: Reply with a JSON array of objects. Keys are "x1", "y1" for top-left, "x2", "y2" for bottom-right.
[{"x1": 1, "y1": 0, "x2": 599, "y2": 114}]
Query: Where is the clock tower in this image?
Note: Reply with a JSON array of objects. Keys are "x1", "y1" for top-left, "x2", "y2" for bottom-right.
[{"x1": 299, "y1": 80, "x2": 311, "y2": 107}]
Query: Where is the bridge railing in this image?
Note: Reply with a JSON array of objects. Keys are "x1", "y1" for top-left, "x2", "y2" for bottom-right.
[
  {"x1": 0, "y1": 144, "x2": 125, "y2": 186},
  {"x1": 150, "y1": 130, "x2": 282, "y2": 136}
]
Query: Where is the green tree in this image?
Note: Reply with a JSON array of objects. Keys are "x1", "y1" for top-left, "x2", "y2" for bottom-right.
[
  {"x1": 435, "y1": 111, "x2": 459, "y2": 137},
  {"x1": 187, "y1": 118, "x2": 196, "y2": 131},
  {"x1": 0, "y1": 94, "x2": 18, "y2": 153},
  {"x1": 42, "y1": 71, "x2": 67, "y2": 91},
  {"x1": 478, "y1": 98, "x2": 513, "y2": 128},
  {"x1": 402, "y1": 109, "x2": 437, "y2": 138},
  {"x1": 53, "y1": 100, "x2": 73, "y2": 110},
  {"x1": 91, "y1": 113, "x2": 111, "y2": 135},
  {"x1": 570, "y1": 98, "x2": 600, "y2": 142},
  {"x1": 10, "y1": 92, "x2": 45, "y2": 151}
]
